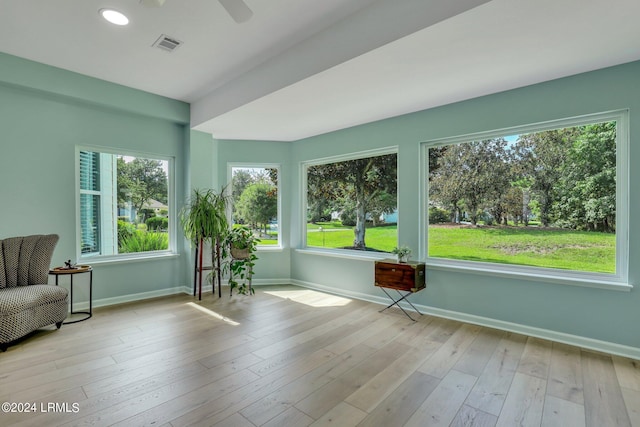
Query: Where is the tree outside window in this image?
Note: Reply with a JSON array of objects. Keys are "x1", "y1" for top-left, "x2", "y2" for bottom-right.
[
  {"x1": 427, "y1": 118, "x2": 620, "y2": 275},
  {"x1": 231, "y1": 166, "x2": 279, "y2": 246},
  {"x1": 305, "y1": 151, "x2": 397, "y2": 252}
]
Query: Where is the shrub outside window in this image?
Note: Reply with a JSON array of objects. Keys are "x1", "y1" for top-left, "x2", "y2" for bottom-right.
[
  {"x1": 424, "y1": 111, "x2": 628, "y2": 285},
  {"x1": 304, "y1": 149, "x2": 398, "y2": 253},
  {"x1": 78, "y1": 149, "x2": 173, "y2": 260}
]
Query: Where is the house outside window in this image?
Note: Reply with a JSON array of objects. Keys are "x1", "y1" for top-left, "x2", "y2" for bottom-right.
[
  {"x1": 424, "y1": 110, "x2": 629, "y2": 287},
  {"x1": 78, "y1": 148, "x2": 173, "y2": 260}
]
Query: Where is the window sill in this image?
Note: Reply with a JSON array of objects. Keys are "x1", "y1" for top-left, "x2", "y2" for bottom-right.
[
  {"x1": 79, "y1": 252, "x2": 180, "y2": 266},
  {"x1": 257, "y1": 246, "x2": 284, "y2": 252},
  {"x1": 295, "y1": 247, "x2": 390, "y2": 262},
  {"x1": 426, "y1": 258, "x2": 633, "y2": 292}
]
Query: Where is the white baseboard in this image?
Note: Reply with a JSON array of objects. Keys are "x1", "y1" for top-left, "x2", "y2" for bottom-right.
[
  {"x1": 81, "y1": 286, "x2": 188, "y2": 309},
  {"x1": 180, "y1": 278, "x2": 292, "y2": 297},
  {"x1": 83, "y1": 278, "x2": 293, "y2": 308},
  {"x1": 291, "y1": 279, "x2": 640, "y2": 361}
]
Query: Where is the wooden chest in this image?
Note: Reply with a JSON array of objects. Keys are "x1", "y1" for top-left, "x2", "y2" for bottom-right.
[{"x1": 374, "y1": 259, "x2": 426, "y2": 292}]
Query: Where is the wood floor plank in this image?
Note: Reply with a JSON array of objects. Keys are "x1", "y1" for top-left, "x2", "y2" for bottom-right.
[
  {"x1": 620, "y1": 387, "x2": 640, "y2": 427},
  {"x1": 450, "y1": 404, "x2": 498, "y2": 427},
  {"x1": 261, "y1": 406, "x2": 314, "y2": 427},
  {"x1": 581, "y1": 350, "x2": 632, "y2": 427},
  {"x1": 308, "y1": 402, "x2": 367, "y2": 427},
  {"x1": 294, "y1": 342, "x2": 414, "y2": 419},
  {"x1": 3, "y1": 356, "x2": 116, "y2": 399},
  {"x1": 239, "y1": 345, "x2": 373, "y2": 426},
  {"x1": 323, "y1": 315, "x2": 400, "y2": 355},
  {"x1": 612, "y1": 355, "x2": 640, "y2": 392},
  {"x1": 547, "y1": 342, "x2": 584, "y2": 405},
  {"x1": 344, "y1": 339, "x2": 439, "y2": 413},
  {"x1": 210, "y1": 412, "x2": 255, "y2": 427},
  {"x1": 465, "y1": 333, "x2": 527, "y2": 416},
  {"x1": 121, "y1": 369, "x2": 263, "y2": 427},
  {"x1": 404, "y1": 369, "x2": 477, "y2": 427},
  {"x1": 454, "y1": 328, "x2": 505, "y2": 377},
  {"x1": 517, "y1": 337, "x2": 552, "y2": 380},
  {"x1": 417, "y1": 323, "x2": 482, "y2": 379},
  {"x1": 495, "y1": 372, "x2": 546, "y2": 427},
  {"x1": 7, "y1": 362, "x2": 210, "y2": 427},
  {"x1": 1, "y1": 286, "x2": 637, "y2": 427},
  {"x1": 77, "y1": 369, "x2": 261, "y2": 427},
  {"x1": 169, "y1": 346, "x2": 339, "y2": 426},
  {"x1": 356, "y1": 371, "x2": 440, "y2": 427},
  {"x1": 541, "y1": 395, "x2": 586, "y2": 427},
  {"x1": 252, "y1": 305, "x2": 371, "y2": 360}
]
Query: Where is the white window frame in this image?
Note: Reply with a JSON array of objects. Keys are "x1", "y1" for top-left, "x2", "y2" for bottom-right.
[
  {"x1": 300, "y1": 146, "x2": 398, "y2": 258},
  {"x1": 75, "y1": 146, "x2": 177, "y2": 263},
  {"x1": 227, "y1": 163, "x2": 282, "y2": 250},
  {"x1": 420, "y1": 110, "x2": 631, "y2": 291}
]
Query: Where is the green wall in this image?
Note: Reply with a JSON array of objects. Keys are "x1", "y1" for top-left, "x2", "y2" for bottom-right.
[
  {"x1": 215, "y1": 139, "x2": 293, "y2": 282},
  {"x1": 214, "y1": 61, "x2": 639, "y2": 355},
  {"x1": 0, "y1": 53, "x2": 191, "y2": 302},
  {"x1": 3, "y1": 50, "x2": 638, "y2": 356},
  {"x1": 283, "y1": 60, "x2": 640, "y2": 353}
]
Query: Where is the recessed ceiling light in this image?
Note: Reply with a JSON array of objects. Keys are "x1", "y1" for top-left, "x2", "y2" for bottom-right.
[{"x1": 99, "y1": 8, "x2": 129, "y2": 26}]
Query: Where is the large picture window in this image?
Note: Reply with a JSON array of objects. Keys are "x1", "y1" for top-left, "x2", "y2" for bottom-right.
[
  {"x1": 230, "y1": 165, "x2": 280, "y2": 247},
  {"x1": 78, "y1": 149, "x2": 173, "y2": 259},
  {"x1": 424, "y1": 111, "x2": 628, "y2": 285},
  {"x1": 304, "y1": 149, "x2": 397, "y2": 253}
]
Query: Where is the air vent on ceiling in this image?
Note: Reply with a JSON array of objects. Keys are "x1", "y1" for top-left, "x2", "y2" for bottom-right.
[{"x1": 152, "y1": 34, "x2": 182, "y2": 52}]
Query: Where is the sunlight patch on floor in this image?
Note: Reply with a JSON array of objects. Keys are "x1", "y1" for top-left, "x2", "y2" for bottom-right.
[
  {"x1": 186, "y1": 302, "x2": 240, "y2": 325},
  {"x1": 264, "y1": 289, "x2": 352, "y2": 307}
]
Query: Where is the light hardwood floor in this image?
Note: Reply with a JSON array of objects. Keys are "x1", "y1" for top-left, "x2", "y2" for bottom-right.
[{"x1": 1, "y1": 285, "x2": 638, "y2": 427}]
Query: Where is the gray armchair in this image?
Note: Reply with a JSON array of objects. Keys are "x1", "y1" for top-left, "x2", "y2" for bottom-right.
[{"x1": 0, "y1": 234, "x2": 68, "y2": 351}]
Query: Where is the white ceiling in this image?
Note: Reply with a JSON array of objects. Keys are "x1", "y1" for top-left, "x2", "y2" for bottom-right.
[{"x1": 1, "y1": 0, "x2": 639, "y2": 141}]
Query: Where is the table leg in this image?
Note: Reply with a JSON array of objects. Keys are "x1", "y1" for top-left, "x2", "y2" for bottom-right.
[{"x1": 378, "y1": 288, "x2": 423, "y2": 321}]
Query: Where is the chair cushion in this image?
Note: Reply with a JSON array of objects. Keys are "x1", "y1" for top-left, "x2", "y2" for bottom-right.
[
  {"x1": 0, "y1": 285, "x2": 68, "y2": 316},
  {"x1": 0, "y1": 234, "x2": 59, "y2": 288}
]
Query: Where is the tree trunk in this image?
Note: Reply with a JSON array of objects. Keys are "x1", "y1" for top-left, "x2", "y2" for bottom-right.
[
  {"x1": 353, "y1": 204, "x2": 366, "y2": 249},
  {"x1": 353, "y1": 181, "x2": 366, "y2": 249}
]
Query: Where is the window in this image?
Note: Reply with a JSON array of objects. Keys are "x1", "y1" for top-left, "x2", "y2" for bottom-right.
[
  {"x1": 303, "y1": 149, "x2": 398, "y2": 253},
  {"x1": 424, "y1": 111, "x2": 628, "y2": 285},
  {"x1": 230, "y1": 165, "x2": 280, "y2": 247},
  {"x1": 78, "y1": 149, "x2": 173, "y2": 259}
]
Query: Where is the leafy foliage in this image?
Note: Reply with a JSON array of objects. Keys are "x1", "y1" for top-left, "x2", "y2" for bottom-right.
[
  {"x1": 117, "y1": 220, "x2": 136, "y2": 247},
  {"x1": 224, "y1": 226, "x2": 259, "y2": 295},
  {"x1": 146, "y1": 216, "x2": 168, "y2": 231},
  {"x1": 429, "y1": 121, "x2": 616, "y2": 232},
  {"x1": 307, "y1": 153, "x2": 397, "y2": 249},
  {"x1": 117, "y1": 157, "x2": 168, "y2": 221},
  {"x1": 119, "y1": 231, "x2": 169, "y2": 253},
  {"x1": 180, "y1": 188, "x2": 231, "y2": 293},
  {"x1": 235, "y1": 183, "x2": 277, "y2": 234},
  {"x1": 231, "y1": 167, "x2": 278, "y2": 239}
]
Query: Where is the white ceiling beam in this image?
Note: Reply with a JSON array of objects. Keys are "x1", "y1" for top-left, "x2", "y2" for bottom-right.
[{"x1": 191, "y1": 0, "x2": 490, "y2": 133}]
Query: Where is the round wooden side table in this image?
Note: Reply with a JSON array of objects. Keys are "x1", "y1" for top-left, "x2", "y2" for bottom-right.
[{"x1": 49, "y1": 265, "x2": 93, "y2": 324}]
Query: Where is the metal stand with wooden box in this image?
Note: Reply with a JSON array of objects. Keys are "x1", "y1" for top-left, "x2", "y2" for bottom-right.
[{"x1": 374, "y1": 259, "x2": 426, "y2": 321}]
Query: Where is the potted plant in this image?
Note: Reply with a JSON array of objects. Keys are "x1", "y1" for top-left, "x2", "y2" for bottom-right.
[
  {"x1": 180, "y1": 187, "x2": 230, "y2": 299},
  {"x1": 392, "y1": 245, "x2": 412, "y2": 263},
  {"x1": 224, "y1": 226, "x2": 260, "y2": 295}
]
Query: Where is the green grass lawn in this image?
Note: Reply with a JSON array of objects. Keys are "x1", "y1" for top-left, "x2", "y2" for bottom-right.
[
  {"x1": 307, "y1": 223, "x2": 397, "y2": 253},
  {"x1": 304, "y1": 221, "x2": 615, "y2": 273},
  {"x1": 428, "y1": 225, "x2": 615, "y2": 273}
]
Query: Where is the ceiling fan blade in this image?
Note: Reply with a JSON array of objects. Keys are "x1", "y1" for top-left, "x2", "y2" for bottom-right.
[{"x1": 218, "y1": 0, "x2": 253, "y2": 23}]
